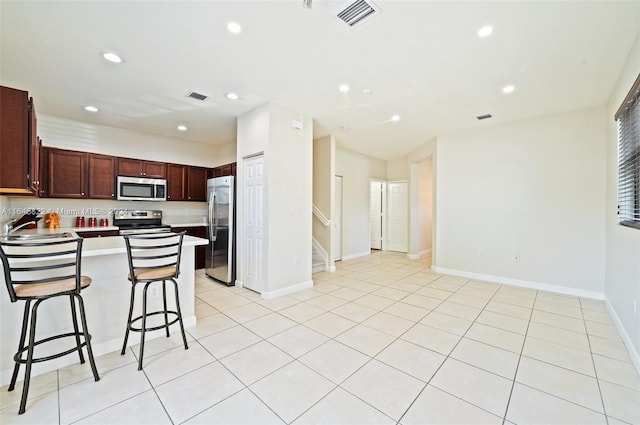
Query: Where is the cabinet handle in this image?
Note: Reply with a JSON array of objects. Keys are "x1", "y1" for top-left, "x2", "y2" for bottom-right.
[
  {"x1": 81, "y1": 192, "x2": 85, "y2": 196},
  {"x1": 111, "y1": 193, "x2": 115, "y2": 197}
]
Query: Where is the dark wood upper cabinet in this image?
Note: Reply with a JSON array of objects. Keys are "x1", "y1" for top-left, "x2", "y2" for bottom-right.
[
  {"x1": 187, "y1": 166, "x2": 207, "y2": 201},
  {"x1": 47, "y1": 148, "x2": 87, "y2": 198},
  {"x1": 117, "y1": 157, "x2": 166, "y2": 178},
  {"x1": 88, "y1": 153, "x2": 116, "y2": 199},
  {"x1": 0, "y1": 86, "x2": 38, "y2": 194},
  {"x1": 167, "y1": 163, "x2": 187, "y2": 201},
  {"x1": 207, "y1": 162, "x2": 236, "y2": 179}
]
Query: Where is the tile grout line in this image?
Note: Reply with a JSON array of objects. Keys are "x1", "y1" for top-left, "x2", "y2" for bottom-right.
[{"x1": 500, "y1": 287, "x2": 538, "y2": 425}]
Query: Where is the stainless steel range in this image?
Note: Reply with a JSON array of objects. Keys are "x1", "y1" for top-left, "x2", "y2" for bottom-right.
[{"x1": 113, "y1": 210, "x2": 171, "y2": 235}]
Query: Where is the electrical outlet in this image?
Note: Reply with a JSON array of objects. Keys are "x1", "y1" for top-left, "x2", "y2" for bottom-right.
[
  {"x1": 514, "y1": 254, "x2": 520, "y2": 262},
  {"x1": 634, "y1": 299, "x2": 637, "y2": 315},
  {"x1": 293, "y1": 256, "x2": 299, "y2": 265},
  {"x1": 149, "y1": 287, "x2": 160, "y2": 298},
  {"x1": 478, "y1": 249, "x2": 484, "y2": 257}
]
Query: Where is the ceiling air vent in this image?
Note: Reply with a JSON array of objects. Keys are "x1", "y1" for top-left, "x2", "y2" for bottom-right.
[
  {"x1": 187, "y1": 91, "x2": 208, "y2": 101},
  {"x1": 476, "y1": 114, "x2": 493, "y2": 120},
  {"x1": 337, "y1": 0, "x2": 380, "y2": 27}
]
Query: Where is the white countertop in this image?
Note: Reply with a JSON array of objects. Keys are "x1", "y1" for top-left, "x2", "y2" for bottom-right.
[{"x1": 2, "y1": 227, "x2": 207, "y2": 260}]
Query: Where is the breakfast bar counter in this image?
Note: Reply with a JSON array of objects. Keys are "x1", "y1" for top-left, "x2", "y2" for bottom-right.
[{"x1": 0, "y1": 231, "x2": 207, "y2": 386}]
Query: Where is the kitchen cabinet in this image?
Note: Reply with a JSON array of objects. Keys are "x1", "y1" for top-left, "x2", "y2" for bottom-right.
[
  {"x1": 117, "y1": 157, "x2": 166, "y2": 178},
  {"x1": 46, "y1": 148, "x2": 88, "y2": 198},
  {"x1": 166, "y1": 163, "x2": 187, "y2": 201},
  {"x1": 171, "y1": 226, "x2": 207, "y2": 269},
  {"x1": 0, "y1": 85, "x2": 39, "y2": 194},
  {"x1": 167, "y1": 164, "x2": 207, "y2": 201},
  {"x1": 88, "y1": 153, "x2": 116, "y2": 199},
  {"x1": 187, "y1": 166, "x2": 207, "y2": 201},
  {"x1": 207, "y1": 162, "x2": 236, "y2": 179},
  {"x1": 76, "y1": 230, "x2": 119, "y2": 238}
]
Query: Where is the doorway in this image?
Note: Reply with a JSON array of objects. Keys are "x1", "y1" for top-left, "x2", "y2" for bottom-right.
[
  {"x1": 370, "y1": 180, "x2": 386, "y2": 250},
  {"x1": 243, "y1": 154, "x2": 265, "y2": 293},
  {"x1": 333, "y1": 175, "x2": 343, "y2": 261}
]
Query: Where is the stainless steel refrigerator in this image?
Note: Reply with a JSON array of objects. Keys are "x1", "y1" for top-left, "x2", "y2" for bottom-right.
[{"x1": 206, "y1": 176, "x2": 235, "y2": 285}]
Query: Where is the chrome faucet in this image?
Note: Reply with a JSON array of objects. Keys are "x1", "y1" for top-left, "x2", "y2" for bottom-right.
[{"x1": 3, "y1": 219, "x2": 37, "y2": 236}]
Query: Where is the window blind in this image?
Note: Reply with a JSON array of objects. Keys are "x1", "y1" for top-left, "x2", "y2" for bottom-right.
[{"x1": 616, "y1": 73, "x2": 640, "y2": 230}]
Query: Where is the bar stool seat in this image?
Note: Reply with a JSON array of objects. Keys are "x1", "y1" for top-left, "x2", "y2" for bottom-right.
[
  {"x1": 121, "y1": 231, "x2": 188, "y2": 370},
  {"x1": 0, "y1": 237, "x2": 100, "y2": 415}
]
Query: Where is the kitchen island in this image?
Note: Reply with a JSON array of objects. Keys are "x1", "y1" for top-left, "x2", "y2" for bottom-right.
[{"x1": 0, "y1": 230, "x2": 207, "y2": 386}]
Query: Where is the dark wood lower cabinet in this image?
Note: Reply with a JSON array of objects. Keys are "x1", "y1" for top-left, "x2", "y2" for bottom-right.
[{"x1": 171, "y1": 226, "x2": 207, "y2": 269}]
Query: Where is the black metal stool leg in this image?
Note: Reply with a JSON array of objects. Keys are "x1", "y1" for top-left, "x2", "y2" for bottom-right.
[
  {"x1": 75, "y1": 294, "x2": 100, "y2": 382},
  {"x1": 121, "y1": 284, "x2": 136, "y2": 355},
  {"x1": 172, "y1": 279, "x2": 189, "y2": 350},
  {"x1": 69, "y1": 295, "x2": 86, "y2": 364},
  {"x1": 9, "y1": 300, "x2": 31, "y2": 392},
  {"x1": 138, "y1": 283, "x2": 150, "y2": 370},
  {"x1": 162, "y1": 280, "x2": 169, "y2": 337},
  {"x1": 19, "y1": 299, "x2": 42, "y2": 415}
]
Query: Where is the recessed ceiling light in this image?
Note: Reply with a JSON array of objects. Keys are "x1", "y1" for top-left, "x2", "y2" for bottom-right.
[
  {"x1": 391, "y1": 114, "x2": 400, "y2": 122},
  {"x1": 477, "y1": 26, "x2": 493, "y2": 38},
  {"x1": 362, "y1": 89, "x2": 372, "y2": 95},
  {"x1": 340, "y1": 125, "x2": 351, "y2": 131},
  {"x1": 225, "y1": 92, "x2": 239, "y2": 100},
  {"x1": 84, "y1": 105, "x2": 98, "y2": 112},
  {"x1": 227, "y1": 22, "x2": 242, "y2": 34},
  {"x1": 103, "y1": 52, "x2": 122, "y2": 63},
  {"x1": 177, "y1": 125, "x2": 188, "y2": 131},
  {"x1": 502, "y1": 85, "x2": 515, "y2": 94},
  {"x1": 339, "y1": 84, "x2": 350, "y2": 93}
]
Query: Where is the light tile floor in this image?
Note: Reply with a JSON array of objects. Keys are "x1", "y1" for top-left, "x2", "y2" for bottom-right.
[{"x1": 1, "y1": 251, "x2": 639, "y2": 424}]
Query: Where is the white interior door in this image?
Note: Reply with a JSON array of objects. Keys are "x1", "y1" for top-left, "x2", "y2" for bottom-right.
[
  {"x1": 387, "y1": 181, "x2": 408, "y2": 253},
  {"x1": 243, "y1": 154, "x2": 265, "y2": 293},
  {"x1": 370, "y1": 181, "x2": 383, "y2": 249},
  {"x1": 333, "y1": 175, "x2": 342, "y2": 261}
]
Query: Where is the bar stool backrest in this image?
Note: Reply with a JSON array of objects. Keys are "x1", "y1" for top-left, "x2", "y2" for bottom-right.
[
  {"x1": 0, "y1": 238, "x2": 84, "y2": 303},
  {"x1": 123, "y1": 232, "x2": 185, "y2": 283}
]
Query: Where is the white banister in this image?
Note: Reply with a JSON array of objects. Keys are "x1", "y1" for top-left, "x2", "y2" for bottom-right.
[{"x1": 312, "y1": 204, "x2": 330, "y2": 227}]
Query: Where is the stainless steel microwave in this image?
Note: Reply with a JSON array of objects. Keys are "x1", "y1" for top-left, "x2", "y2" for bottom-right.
[{"x1": 116, "y1": 176, "x2": 167, "y2": 201}]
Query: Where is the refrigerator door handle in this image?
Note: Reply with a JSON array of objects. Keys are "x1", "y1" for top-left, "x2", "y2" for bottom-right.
[{"x1": 208, "y1": 194, "x2": 216, "y2": 242}]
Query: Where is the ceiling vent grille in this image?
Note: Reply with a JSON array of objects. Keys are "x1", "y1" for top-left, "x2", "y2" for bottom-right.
[
  {"x1": 476, "y1": 114, "x2": 493, "y2": 120},
  {"x1": 187, "y1": 91, "x2": 208, "y2": 101},
  {"x1": 337, "y1": 0, "x2": 380, "y2": 27}
]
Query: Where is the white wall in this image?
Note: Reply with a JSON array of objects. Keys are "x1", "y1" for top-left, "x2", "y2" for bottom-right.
[
  {"x1": 387, "y1": 158, "x2": 409, "y2": 181},
  {"x1": 605, "y1": 31, "x2": 640, "y2": 367},
  {"x1": 418, "y1": 157, "x2": 433, "y2": 254},
  {"x1": 335, "y1": 148, "x2": 386, "y2": 259},
  {"x1": 434, "y1": 107, "x2": 607, "y2": 297},
  {"x1": 39, "y1": 115, "x2": 221, "y2": 167},
  {"x1": 236, "y1": 103, "x2": 313, "y2": 296}
]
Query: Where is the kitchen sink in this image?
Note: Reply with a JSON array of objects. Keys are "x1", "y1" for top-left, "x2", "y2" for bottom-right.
[{"x1": 5, "y1": 232, "x2": 75, "y2": 241}]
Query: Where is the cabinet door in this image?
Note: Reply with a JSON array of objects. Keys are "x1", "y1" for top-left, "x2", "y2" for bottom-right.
[
  {"x1": 171, "y1": 226, "x2": 207, "y2": 269},
  {"x1": 28, "y1": 98, "x2": 40, "y2": 193},
  {"x1": 88, "y1": 153, "x2": 116, "y2": 199},
  {"x1": 47, "y1": 149, "x2": 87, "y2": 198},
  {"x1": 117, "y1": 158, "x2": 143, "y2": 177},
  {"x1": 187, "y1": 166, "x2": 207, "y2": 201},
  {"x1": 0, "y1": 86, "x2": 30, "y2": 193},
  {"x1": 143, "y1": 161, "x2": 166, "y2": 178},
  {"x1": 167, "y1": 163, "x2": 187, "y2": 201}
]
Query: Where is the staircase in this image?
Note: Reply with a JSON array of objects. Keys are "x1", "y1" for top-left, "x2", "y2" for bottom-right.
[{"x1": 312, "y1": 247, "x2": 325, "y2": 274}]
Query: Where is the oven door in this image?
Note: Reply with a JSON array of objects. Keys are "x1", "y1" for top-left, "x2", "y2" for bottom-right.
[{"x1": 117, "y1": 176, "x2": 166, "y2": 201}]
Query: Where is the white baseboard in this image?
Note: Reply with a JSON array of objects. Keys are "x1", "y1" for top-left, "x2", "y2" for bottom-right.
[
  {"x1": 328, "y1": 265, "x2": 337, "y2": 272},
  {"x1": 431, "y1": 266, "x2": 605, "y2": 300},
  {"x1": 260, "y1": 280, "x2": 313, "y2": 300},
  {"x1": 408, "y1": 249, "x2": 432, "y2": 260},
  {"x1": 341, "y1": 251, "x2": 370, "y2": 261},
  {"x1": 1, "y1": 316, "x2": 197, "y2": 387},
  {"x1": 235, "y1": 279, "x2": 243, "y2": 288},
  {"x1": 604, "y1": 298, "x2": 640, "y2": 374}
]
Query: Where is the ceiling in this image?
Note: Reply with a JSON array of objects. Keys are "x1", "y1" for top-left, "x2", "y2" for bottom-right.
[{"x1": 1, "y1": 1, "x2": 638, "y2": 160}]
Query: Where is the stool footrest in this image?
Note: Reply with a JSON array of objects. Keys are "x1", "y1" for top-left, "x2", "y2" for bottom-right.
[
  {"x1": 127, "y1": 310, "x2": 182, "y2": 333},
  {"x1": 13, "y1": 332, "x2": 91, "y2": 365}
]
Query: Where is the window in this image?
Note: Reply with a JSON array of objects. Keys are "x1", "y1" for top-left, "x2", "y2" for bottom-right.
[{"x1": 616, "y1": 74, "x2": 640, "y2": 230}]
